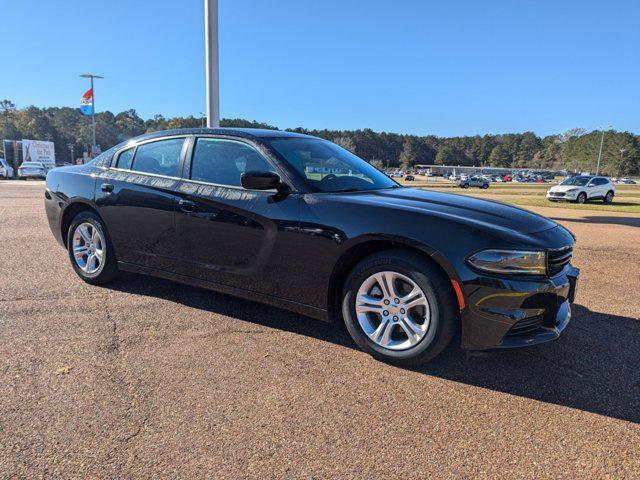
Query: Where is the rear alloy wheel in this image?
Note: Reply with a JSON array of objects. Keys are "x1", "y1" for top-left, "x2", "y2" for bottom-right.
[
  {"x1": 604, "y1": 191, "x2": 614, "y2": 203},
  {"x1": 67, "y1": 211, "x2": 119, "y2": 284},
  {"x1": 342, "y1": 250, "x2": 458, "y2": 366},
  {"x1": 576, "y1": 192, "x2": 587, "y2": 204}
]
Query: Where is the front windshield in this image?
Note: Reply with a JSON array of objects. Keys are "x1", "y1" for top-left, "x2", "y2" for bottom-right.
[
  {"x1": 561, "y1": 176, "x2": 591, "y2": 186},
  {"x1": 267, "y1": 137, "x2": 398, "y2": 192}
]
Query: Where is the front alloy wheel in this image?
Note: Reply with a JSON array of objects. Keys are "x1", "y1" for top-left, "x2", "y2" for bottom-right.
[
  {"x1": 342, "y1": 250, "x2": 458, "y2": 366},
  {"x1": 355, "y1": 271, "x2": 430, "y2": 350}
]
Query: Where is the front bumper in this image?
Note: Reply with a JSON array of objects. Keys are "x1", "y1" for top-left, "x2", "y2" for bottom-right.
[
  {"x1": 547, "y1": 191, "x2": 578, "y2": 201},
  {"x1": 460, "y1": 265, "x2": 579, "y2": 350}
]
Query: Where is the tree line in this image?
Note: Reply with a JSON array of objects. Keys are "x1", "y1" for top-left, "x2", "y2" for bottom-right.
[{"x1": 1, "y1": 100, "x2": 638, "y2": 175}]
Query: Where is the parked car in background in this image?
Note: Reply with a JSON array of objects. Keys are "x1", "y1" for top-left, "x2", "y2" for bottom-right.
[
  {"x1": 502, "y1": 175, "x2": 512, "y2": 182},
  {"x1": 0, "y1": 159, "x2": 14, "y2": 179},
  {"x1": 44, "y1": 128, "x2": 579, "y2": 366},
  {"x1": 619, "y1": 178, "x2": 637, "y2": 184},
  {"x1": 405, "y1": 174, "x2": 415, "y2": 181},
  {"x1": 389, "y1": 172, "x2": 403, "y2": 178},
  {"x1": 459, "y1": 176, "x2": 489, "y2": 189},
  {"x1": 547, "y1": 176, "x2": 615, "y2": 204},
  {"x1": 18, "y1": 162, "x2": 48, "y2": 180}
]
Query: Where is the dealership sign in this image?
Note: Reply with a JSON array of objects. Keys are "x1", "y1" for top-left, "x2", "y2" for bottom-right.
[{"x1": 22, "y1": 139, "x2": 56, "y2": 166}]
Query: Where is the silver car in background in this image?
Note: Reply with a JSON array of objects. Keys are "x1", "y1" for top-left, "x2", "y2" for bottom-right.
[{"x1": 18, "y1": 162, "x2": 48, "y2": 180}]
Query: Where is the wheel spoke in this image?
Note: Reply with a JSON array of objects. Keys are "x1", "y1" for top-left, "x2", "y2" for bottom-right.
[
  {"x1": 86, "y1": 253, "x2": 96, "y2": 272},
  {"x1": 400, "y1": 316, "x2": 423, "y2": 337},
  {"x1": 90, "y1": 226, "x2": 99, "y2": 243},
  {"x1": 356, "y1": 294, "x2": 385, "y2": 314},
  {"x1": 379, "y1": 321, "x2": 395, "y2": 347},
  {"x1": 402, "y1": 287, "x2": 426, "y2": 310},
  {"x1": 78, "y1": 225, "x2": 92, "y2": 243},
  {"x1": 374, "y1": 272, "x2": 398, "y2": 299},
  {"x1": 399, "y1": 320, "x2": 420, "y2": 346},
  {"x1": 73, "y1": 245, "x2": 89, "y2": 258},
  {"x1": 369, "y1": 318, "x2": 389, "y2": 343},
  {"x1": 94, "y1": 248, "x2": 104, "y2": 262}
]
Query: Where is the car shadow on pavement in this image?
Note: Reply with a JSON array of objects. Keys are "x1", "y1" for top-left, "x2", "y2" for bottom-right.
[
  {"x1": 549, "y1": 215, "x2": 640, "y2": 228},
  {"x1": 104, "y1": 274, "x2": 640, "y2": 424}
]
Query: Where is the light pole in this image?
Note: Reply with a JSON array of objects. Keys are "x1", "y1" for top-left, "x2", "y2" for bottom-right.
[
  {"x1": 596, "y1": 124, "x2": 612, "y2": 175},
  {"x1": 80, "y1": 74, "x2": 104, "y2": 155},
  {"x1": 199, "y1": 112, "x2": 206, "y2": 128},
  {"x1": 205, "y1": 0, "x2": 220, "y2": 128}
]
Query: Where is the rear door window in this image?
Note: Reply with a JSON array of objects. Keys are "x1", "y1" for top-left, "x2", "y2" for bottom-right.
[{"x1": 131, "y1": 138, "x2": 185, "y2": 177}]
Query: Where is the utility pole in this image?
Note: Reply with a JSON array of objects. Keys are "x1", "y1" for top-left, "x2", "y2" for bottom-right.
[
  {"x1": 80, "y1": 74, "x2": 104, "y2": 155},
  {"x1": 596, "y1": 125, "x2": 612, "y2": 175},
  {"x1": 205, "y1": 0, "x2": 220, "y2": 128},
  {"x1": 199, "y1": 112, "x2": 206, "y2": 128}
]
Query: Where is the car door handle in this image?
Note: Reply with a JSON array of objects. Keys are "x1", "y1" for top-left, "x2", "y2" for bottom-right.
[
  {"x1": 101, "y1": 183, "x2": 114, "y2": 193},
  {"x1": 178, "y1": 199, "x2": 196, "y2": 212}
]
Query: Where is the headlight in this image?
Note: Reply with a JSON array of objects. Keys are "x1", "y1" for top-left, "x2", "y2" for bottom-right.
[{"x1": 467, "y1": 249, "x2": 546, "y2": 275}]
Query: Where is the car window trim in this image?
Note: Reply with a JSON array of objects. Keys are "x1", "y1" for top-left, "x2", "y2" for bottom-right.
[{"x1": 184, "y1": 134, "x2": 293, "y2": 191}]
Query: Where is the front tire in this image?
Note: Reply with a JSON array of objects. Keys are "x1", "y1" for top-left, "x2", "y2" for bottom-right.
[
  {"x1": 604, "y1": 190, "x2": 614, "y2": 203},
  {"x1": 575, "y1": 192, "x2": 587, "y2": 204},
  {"x1": 67, "y1": 211, "x2": 119, "y2": 284},
  {"x1": 341, "y1": 250, "x2": 458, "y2": 366}
]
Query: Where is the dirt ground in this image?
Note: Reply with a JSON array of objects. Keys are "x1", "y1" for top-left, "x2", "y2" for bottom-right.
[{"x1": 1, "y1": 181, "x2": 638, "y2": 479}]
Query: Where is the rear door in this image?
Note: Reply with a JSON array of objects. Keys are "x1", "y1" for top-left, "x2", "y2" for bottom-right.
[
  {"x1": 95, "y1": 136, "x2": 188, "y2": 270},
  {"x1": 173, "y1": 135, "x2": 301, "y2": 300}
]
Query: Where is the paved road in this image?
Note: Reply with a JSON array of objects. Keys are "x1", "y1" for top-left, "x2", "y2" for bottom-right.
[{"x1": 1, "y1": 181, "x2": 639, "y2": 478}]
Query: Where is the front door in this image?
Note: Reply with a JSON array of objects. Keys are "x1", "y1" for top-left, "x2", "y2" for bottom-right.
[
  {"x1": 95, "y1": 136, "x2": 188, "y2": 270},
  {"x1": 173, "y1": 136, "x2": 301, "y2": 300}
]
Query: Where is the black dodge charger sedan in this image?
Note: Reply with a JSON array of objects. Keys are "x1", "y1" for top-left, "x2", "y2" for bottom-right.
[{"x1": 45, "y1": 128, "x2": 579, "y2": 365}]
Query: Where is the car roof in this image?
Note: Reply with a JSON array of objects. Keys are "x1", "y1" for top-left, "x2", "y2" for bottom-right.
[{"x1": 131, "y1": 127, "x2": 315, "y2": 143}]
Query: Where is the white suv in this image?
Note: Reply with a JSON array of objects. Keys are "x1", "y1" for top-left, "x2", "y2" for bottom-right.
[{"x1": 547, "y1": 175, "x2": 615, "y2": 204}]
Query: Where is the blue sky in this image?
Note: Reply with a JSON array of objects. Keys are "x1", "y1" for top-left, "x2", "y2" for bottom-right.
[{"x1": 2, "y1": 0, "x2": 639, "y2": 136}]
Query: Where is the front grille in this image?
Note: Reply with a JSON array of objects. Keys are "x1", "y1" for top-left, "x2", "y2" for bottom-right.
[
  {"x1": 551, "y1": 191, "x2": 565, "y2": 197},
  {"x1": 547, "y1": 246, "x2": 573, "y2": 276},
  {"x1": 505, "y1": 315, "x2": 544, "y2": 337}
]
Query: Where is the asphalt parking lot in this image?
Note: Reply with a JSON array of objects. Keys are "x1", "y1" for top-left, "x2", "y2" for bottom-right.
[{"x1": 1, "y1": 180, "x2": 639, "y2": 478}]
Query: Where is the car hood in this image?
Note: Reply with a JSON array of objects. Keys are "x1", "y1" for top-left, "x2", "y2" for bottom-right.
[
  {"x1": 549, "y1": 184, "x2": 583, "y2": 192},
  {"x1": 344, "y1": 187, "x2": 558, "y2": 235}
]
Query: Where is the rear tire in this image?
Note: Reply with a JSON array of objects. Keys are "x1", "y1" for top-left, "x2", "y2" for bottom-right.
[
  {"x1": 66, "y1": 211, "x2": 119, "y2": 284},
  {"x1": 341, "y1": 250, "x2": 458, "y2": 366}
]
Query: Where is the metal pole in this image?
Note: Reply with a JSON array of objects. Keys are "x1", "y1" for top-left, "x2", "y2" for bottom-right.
[
  {"x1": 205, "y1": 0, "x2": 220, "y2": 128},
  {"x1": 91, "y1": 76, "x2": 96, "y2": 152}
]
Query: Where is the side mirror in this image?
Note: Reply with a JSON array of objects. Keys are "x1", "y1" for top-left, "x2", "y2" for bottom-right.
[{"x1": 241, "y1": 171, "x2": 284, "y2": 191}]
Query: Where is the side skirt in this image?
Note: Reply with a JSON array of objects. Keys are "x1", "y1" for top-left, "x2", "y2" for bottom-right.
[{"x1": 117, "y1": 261, "x2": 331, "y2": 322}]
